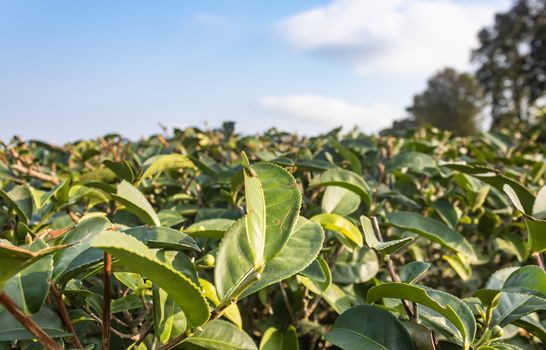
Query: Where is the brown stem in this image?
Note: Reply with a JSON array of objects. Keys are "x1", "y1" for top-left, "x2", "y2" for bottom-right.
[
  {"x1": 102, "y1": 253, "x2": 112, "y2": 350},
  {"x1": 304, "y1": 295, "x2": 323, "y2": 320},
  {"x1": 10, "y1": 163, "x2": 60, "y2": 185},
  {"x1": 160, "y1": 331, "x2": 189, "y2": 350},
  {"x1": 304, "y1": 244, "x2": 343, "y2": 319},
  {"x1": 134, "y1": 322, "x2": 153, "y2": 346},
  {"x1": 161, "y1": 299, "x2": 235, "y2": 350},
  {"x1": 370, "y1": 216, "x2": 415, "y2": 321},
  {"x1": 88, "y1": 312, "x2": 135, "y2": 339},
  {"x1": 534, "y1": 252, "x2": 545, "y2": 272},
  {"x1": 50, "y1": 284, "x2": 84, "y2": 349},
  {"x1": 278, "y1": 282, "x2": 295, "y2": 322},
  {"x1": 66, "y1": 209, "x2": 81, "y2": 224},
  {"x1": 0, "y1": 293, "x2": 62, "y2": 350}
]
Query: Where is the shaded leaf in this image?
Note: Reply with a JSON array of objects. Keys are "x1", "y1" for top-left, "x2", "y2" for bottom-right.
[
  {"x1": 0, "y1": 305, "x2": 69, "y2": 341},
  {"x1": 332, "y1": 247, "x2": 378, "y2": 284},
  {"x1": 3, "y1": 240, "x2": 53, "y2": 314},
  {"x1": 400, "y1": 261, "x2": 430, "y2": 284},
  {"x1": 367, "y1": 283, "x2": 476, "y2": 349},
  {"x1": 103, "y1": 160, "x2": 135, "y2": 182},
  {"x1": 123, "y1": 226, "x2": 200, "y2": 252},
  {"x1": 325, "y1": 305, "x2": 416, "y2": 350},
  {"x1": 259, "y1": 326, "x2": 299, "y2": 350},
  {"x1": 386, "y1": 211, "x2": 481, "y2": 262}
]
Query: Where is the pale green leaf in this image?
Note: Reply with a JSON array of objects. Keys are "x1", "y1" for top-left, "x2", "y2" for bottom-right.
[
  {"x1": 360, "y1": 216, "x2": 413, "y2": 254},
  {"x1": 259, "y1": 326, "x2": 299, "y2": 350},
  {"x1": 311, "y1": 213, "x2": 362, "y2": 248},
  {"x1": 183, "y1": 320, "x2": 257, "y2": 350},
  {"x1": 111, "y1": 180, "x2": 160, "y2": 226}
]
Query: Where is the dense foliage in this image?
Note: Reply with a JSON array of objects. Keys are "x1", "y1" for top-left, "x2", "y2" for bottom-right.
[
  {"x1": 407, "y1": 68, "x2": 485, "y2": 136},
  {"x1": 407, "y1": 0, "x2": 546, "y2": 135},
  {"x1": 0, "y1": 120, "x2": 545, "y2": 350},
  {"x1": 472, "y1": 0, "x2": 546, "y2": 127}
]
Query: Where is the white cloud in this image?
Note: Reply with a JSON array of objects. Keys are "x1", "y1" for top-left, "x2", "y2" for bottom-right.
[
  {"x1": 259, "y1": 94, "x2": 402, "y2": 131},
  {"x1": 277, "y1": 0, "x2": 510, "y2": 75}
]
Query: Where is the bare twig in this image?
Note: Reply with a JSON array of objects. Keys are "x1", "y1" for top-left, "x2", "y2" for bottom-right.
[
  {"x1": 304, "y1": 295, "x2": 323, "y2": 320},
  {"x1": 88, "y1": 312, "x2": 135, "y2": 340},
  {"x1": 133, "y1": 322, "x2": 154, "y2": 346},
  {"x1": 50, "y1": 284, "x2": 84, "y2": 349},
  {"x1": 0, "y1": 293, "x2": 62, "y2": 350},
  {"x1": 102, "y1": 253, "x2": 112, "y2": 350},
  {"x1": 534, "y1": 252, "x2": 545, "y2": 272},
  {"x1": 160, "y1": 331, "x2": 189, "y2": 350},
  {"x1": 66, "y1": 209, "x2": 81, "y2": 224},
  {"x1": 36, "y1": 226, "x2": 74, "y2": 241},
  {"x1": 278, "y1": 282, "x2": 295, "y2": 321},
  {"x1": 10, "y1": 163, "x2": 60, "y2": 185}
]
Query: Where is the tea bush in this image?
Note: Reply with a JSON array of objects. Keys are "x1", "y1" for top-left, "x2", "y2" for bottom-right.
[{"x1": 0, "y1": 121, "x2": 545, "y2": 349}]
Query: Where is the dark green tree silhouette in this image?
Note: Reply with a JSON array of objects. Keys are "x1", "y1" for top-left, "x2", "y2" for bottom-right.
[
  {"x1": 472, "y1": 0, "x2": 546, "y2": 129},
  {"x1": 407, "y1": 68, "x2": 485, "y2": 136}
]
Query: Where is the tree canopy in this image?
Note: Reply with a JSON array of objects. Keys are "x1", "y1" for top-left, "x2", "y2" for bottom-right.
[
  {"x1": 472, "y1": 0, "x2": 546, "y2": 128},
  {"x1": 407, "y1": 68, "x2": 485, "y2": 136}
]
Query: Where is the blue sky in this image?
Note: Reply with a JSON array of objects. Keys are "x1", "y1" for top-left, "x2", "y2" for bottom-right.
[{"x1": 0, "y1": 0, "x2": 510, "y2": 142}]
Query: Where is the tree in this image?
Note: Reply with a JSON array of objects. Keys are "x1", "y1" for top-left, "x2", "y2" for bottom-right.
[
  {"x1": 407, "y1": 68, "x2": 485, "y2": 136},
  {"x1": 472, "y1": 0, "x2": 546, "y2": 129}
]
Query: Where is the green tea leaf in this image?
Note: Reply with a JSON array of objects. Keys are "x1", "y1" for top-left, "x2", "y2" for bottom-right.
[
  {"x1": 139, "y1": 154, "x2": 195, "y2": 183},
  {"x1": 252, "y1": 162, "x2": 301, "y2": 262},
  {"x1": 386, "y1": 211, "x2": 481, "y2": 262},
  {"x1": 503, "y1": 265, "x2": 546, "y2": 299},
  {"x1": 111, "y1": 180, "x2": 160, "y2": 226},
  {"x1": 311, "y1": 213, "x2": 362, "y2": 248},
  {"x1": 360, "y1": 216, "x2": 413, "y2": 254},
  {"x1": 367, "y1": 283, "x2": 476, "y2": 349},
  {"x1": 329, "y1": 138, "x2": 362, "y2": 174},
  {"x1": 53, "y1": 216, "x2": 112, "y2": 283},
  {"x1": 321, "y1": 186, "x2": 361, "y2": 216},
  {"x1": 299, "y1": 256, "x2": 332, "y2": 294},
  {"x1": 242, "y1": 152, "x2": 267, "y2": 267},
  {"x1": 3, "y1": 239, "x2": 53, "y2": 314},
  {"x1": 387, "y1": 151, "x2": 436, "y2": 172},
  {"x1": 184, "y1": 320, "x2": 257, "y2": 350},
  {"x1": 123, "y1": 226, "x2": 200, "y2": 252},
  {"x1": 0, "y1": 305, "x2": 69, "y2": 341},
  {"x1": 215, "y1": 217, "x2": 323, "y2": 301},
  {"x1": 400, "y1": 261, "x2": 430, "y2": 284},
  {"x1": 311, "y1": 168, "x2": 371, "y2": 209},
  {"x1": 332, "y1": 247, "x2": 378, "y2": 284},
  {"x1": 199, "y1": 278, "x2": 242, "y2": 329},
  {"x1": 259, "y1": 326, "x2": 299, "y2": 350},
  {"x1": 0, "y1": 185, "x2": 33, "y2": 224},
  {"x1": 91, "y1": 230, "x2": 209, "y2": 327},
  {"x1": 0, "y1": 240, "x2": 65, "y2": 290},
  {"x1": 325, "y1": 305, "x2": 416, "y2": 350},
  {"x1": 184, "y1": 219, "x2": 235, "y2": 239},
  {"x1": 103, "y1": 160, "x2": 135, "y2": 182}
]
